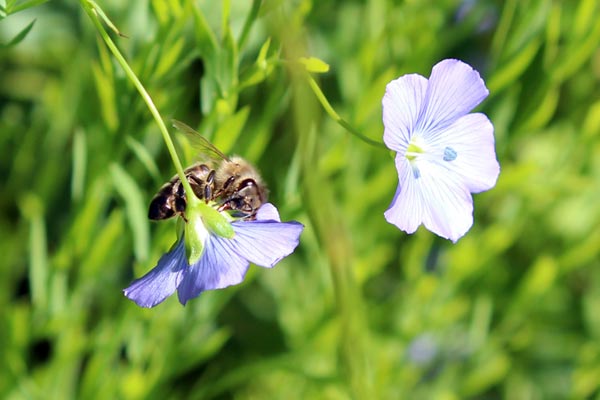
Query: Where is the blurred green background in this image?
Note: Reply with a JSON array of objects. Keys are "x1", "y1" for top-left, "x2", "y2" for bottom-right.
[{"x1": 2, "y1": 0, "x2": 600, "y2": 398}]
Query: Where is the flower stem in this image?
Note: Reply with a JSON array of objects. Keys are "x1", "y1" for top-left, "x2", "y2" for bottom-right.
[
  {"x1": 286, "y1": 58, "x2": 374, "y2": 400},
  {"x1": 305, "y1": 74, "x2": 387, "y2": 149},
  {"x1": 80, "y1": 0, "x2": 196, "y2": 200},
  {"x1": 295, "y1": 87, "x2": 373, "y2": 399}
]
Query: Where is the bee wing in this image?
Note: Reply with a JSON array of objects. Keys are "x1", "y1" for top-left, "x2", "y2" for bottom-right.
[{"x1": 171, "y1": 119, "x2": 230, "y2": 162}]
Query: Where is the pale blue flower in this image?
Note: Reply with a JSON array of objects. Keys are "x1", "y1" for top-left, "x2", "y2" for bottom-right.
[
  {"x1": 124, "y1": 203, "x2": 303, "y2": 307},
  {"x1": 382, "y1": 59, "x2": 500, "y2": 242}
]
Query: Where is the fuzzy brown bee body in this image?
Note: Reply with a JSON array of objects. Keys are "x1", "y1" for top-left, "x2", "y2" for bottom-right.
[
  {"x1": 148, "y1": 121, "x2": 268, "y2": 221},
  {"x1": 148, "y1": 163, "x2": 213, "y2": 220}
]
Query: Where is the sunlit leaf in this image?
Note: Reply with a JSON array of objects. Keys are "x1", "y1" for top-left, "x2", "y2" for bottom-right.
[{"x1": 0, "y1": 18, "x2": 35, "y2": 48}]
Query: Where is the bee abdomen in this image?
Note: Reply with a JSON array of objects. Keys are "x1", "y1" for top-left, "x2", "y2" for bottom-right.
[
  {"x1": 148, "y1": 164, "x2": 213, "y2": 221},
  {"x1": 148, "y1": 194, "x2": 177, "y2": 220}
]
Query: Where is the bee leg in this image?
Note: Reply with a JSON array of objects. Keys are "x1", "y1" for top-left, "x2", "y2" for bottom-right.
[
  {"x1": 204, "y1": 170, "x2": 216, "y2": 201},
  {"x1": 222, "y1": 175, "x2": 236, "y2": 190},
  {"x1": 220, "y1": 194, "x2": 251, "y2": 215},
  {"x1": 174, "y1": 196, "x2": 189, "y2": 223},
  {"x1": 187, "y1": 175, "x2": 204, "y2": 200}
]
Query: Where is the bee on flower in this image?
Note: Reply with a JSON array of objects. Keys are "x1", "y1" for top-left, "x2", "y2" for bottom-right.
[{"x1": 124, "y1": 122, "x2": 303, "y2": 308}]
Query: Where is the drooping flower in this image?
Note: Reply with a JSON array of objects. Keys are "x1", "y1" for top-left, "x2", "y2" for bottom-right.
[
  {"x1": 124, "y1": 203, "x2": 304, "y2": 307},
  {"x1": 382, "y1": 59, "x2": 500, "y2": 242}
]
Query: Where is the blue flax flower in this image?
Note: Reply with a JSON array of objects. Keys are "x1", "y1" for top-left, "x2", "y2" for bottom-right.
[
  {"x1": 382, "y1": 59, "x2": 500, "y2": 242},
  {"x1": 124, "y1": 203, "x2": 303, "y2": 307}
]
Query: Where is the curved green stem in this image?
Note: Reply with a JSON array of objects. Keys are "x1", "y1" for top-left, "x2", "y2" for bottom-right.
[
  {"x1": 306, "y1": 74, "x2": 387, "y2": 149},
  {"x1": 281, "y1": 41, "x2": 374, "y2": 400},
  {"x1": 80, "y1": 0, "x2": 196, "y2": 202},
  {"x1": 294, "y1": 84, "x2": 373, "y2": 400}
]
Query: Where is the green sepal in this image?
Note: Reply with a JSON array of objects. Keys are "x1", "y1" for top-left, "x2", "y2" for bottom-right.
[
  {"x1": 196, "y1": 200, "x2": 235, "y2": 239},
  {"x1": 184, "y1": 204, "x2": 208, "y2": 265},
  {"x1": 183, "y1": 196, "x2": 234, "y2": 265}
]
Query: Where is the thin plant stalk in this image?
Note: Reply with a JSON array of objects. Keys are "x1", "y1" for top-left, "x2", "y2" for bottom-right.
[
  {"x1": 79, "y1": 0, "x2": 197, "y2": 204},
  {"x1": 306, "y1": 74, "x2": 386, "y2": 149}
]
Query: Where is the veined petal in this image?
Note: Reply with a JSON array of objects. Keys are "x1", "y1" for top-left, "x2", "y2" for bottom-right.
[
  {"x1": 176, "y1": 203, "x2": 303, "y2": 305},
  {"x1": 384, "y1": 155, "x2": 425, "y2": 234},
  {"x1": 229, "y1": 220, "x2": 304, "y2": 267},
  {"x1": 123, "y1": 239, "x2": 186, "y2": 308},
  {"x1": 416, "y1": 160, "x2": 474, "y2": 242},
  {"x1": 382, "y1": 74, "x2": 428, "y2": 152},
  {"x1": 417, "y1": 59, "x2": 489, "y2": 134},
  {"x1": 385, "y1": 154, "x2": 473, "y2": 242},
  {"x1": 177, "y1": 236, "x2": 250, "y2": 305},
  {"x1": 428, "y1": 113, "x2": 500, "y2": 193},
  {"x1": 255, "y1": 203, "x2": 281, "y2": 221}
]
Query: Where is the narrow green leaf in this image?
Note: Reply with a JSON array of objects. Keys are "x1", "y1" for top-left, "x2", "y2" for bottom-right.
[
  {"x1": 71, "y1": 128, "x2": 87, "y2": 202},
  {"x1": 80, "y1": 209, "x2": 125, "y2": 276},
  {"x1": 110, "y1": 164, "x2": 150, "y2": 262},
  {"x1": 87, "y1": 0, "x2": 127, "y2": 37},
  {"x1": 552, "y1": 18, "x2": 600, "y2": 83},
  {"x1": 355, "y1": 68, "x2": 396, "y2": 125},
  {"x1": 238, "y1": 62, "x2": 274, "y2": 90},
  {"x1": 573, "y1": 0, "x2": 597, "y2": 38},
  {"x1": 257, "y1": 37, "x2": 271, "y2": 65},
  {"x1": 191, "y1": 2, "x2": 218, "y2": 56},
  {"x1": 0, "y1": 19, "x2": 35, "y2": 48},
  {"x1": 238, "y1": 0, "x2": 262, "y2": 49},
  {"x1": 218, "y1": 22, "x2": 239, "y2": 103},
  {"x1": 543, "y1": 3, "x2": 560, "y2": 67},
  {"x1": 582, "y1": 100, "x2": 600, "y2": 140},
  {"x1": 221, "y1": 0, "x2": 231, "y2": 40},
  {"x1": 91, "y1": 61, "x2": 118, "y2": 131},
  {"x1": 213, "y1": 106, "x2": 250, "y2": 155},
  {"x1": 154, "y1": 37, "x2": 185, "y2": 81},
  {"x1": 519, "y1": 86, "x2": 559, "y2": 132},
  {"x1": 150, "y1": 0, "x2": 170, "y2": 26},
  {"x1": 6, "y1": 0, "x2": 48, "y2": 14},
  {"x1": 487, "y1": 39, "x2": 541, "y2": 94},
  {"x1": 462, "y1": 352, "x2": 510, "y2": 396},
  {"x1": 125, "y1": 136, "x2": 161, "y2": 183},
  {"x1": 237, "y1": 39, "x2": 275, "y2": 90},
  {"x1": 26, "y1": 195, "x2": 48, "y2": 308}
]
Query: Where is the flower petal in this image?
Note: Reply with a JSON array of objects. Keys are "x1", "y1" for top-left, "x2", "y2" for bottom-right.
[
  {"x1": 176, "y1": 236, "x2": 250, "y2": 305},
  {"x1": 255, "y1": 203, "x2": 281, "y2": 221},
  {"x1": 123, "y1": 239, "x2": 186, "y2": 308},
  {"x1": 382, "y1": 74, "x2": 428, "y2": 152},
  {"x1": 229, "y1": 219, "x2": 304, "y2": 267},
  {"x1": 385, "y1": 154, "x2": 474, "y2": 242},
  {"x1": 427, "y1": 113, "x2": 500, "y2": 193},
  {"x1": 417, "y1": 59, "x2": 489, "y2": 134},
  {"x1": 176, "y1": 203, "x2": 303, "y2": 305},
  {"x1": 384, "y1": 155, "x2": 425, "y2": 234},
  {"x1": 416, "y1": 160, "x2": 474, "y2": 242}
]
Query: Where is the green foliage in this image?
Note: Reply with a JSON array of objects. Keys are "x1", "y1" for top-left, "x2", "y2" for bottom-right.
[{"x1": 1, "y1": 0, "x2": 600, "y2": 399}]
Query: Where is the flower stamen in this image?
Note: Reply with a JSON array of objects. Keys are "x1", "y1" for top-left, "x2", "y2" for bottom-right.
[
  {"x1": 443, "y1": 146, "x2": 457, "y2": 162},
  {"x1": 406, "y1": 141, "x2": 425, "y2": 161}
]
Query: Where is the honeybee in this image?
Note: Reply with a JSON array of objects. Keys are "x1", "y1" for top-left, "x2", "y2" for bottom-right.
[{"x1": 148, "y1": 120, "x2": 268, "y2": 221}]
